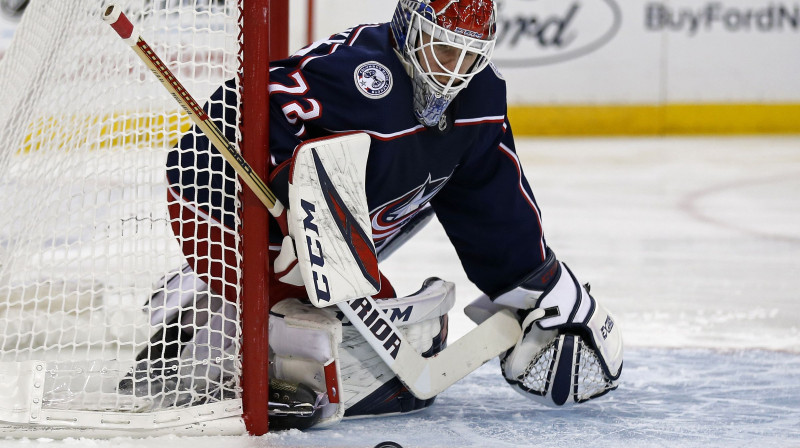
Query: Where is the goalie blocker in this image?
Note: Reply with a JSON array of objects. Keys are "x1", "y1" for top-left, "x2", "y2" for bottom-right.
[{"x1": 465, "y1": 249, "x2": 623, "y2": 406}]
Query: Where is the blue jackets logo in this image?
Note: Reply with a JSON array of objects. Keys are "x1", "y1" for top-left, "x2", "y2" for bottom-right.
[{"x1": 354, "y1": 61, "x2": 392, "y2": 99}]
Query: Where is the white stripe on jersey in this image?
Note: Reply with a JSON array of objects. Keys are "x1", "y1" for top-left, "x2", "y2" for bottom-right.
[
  {"x1": 294, "y1": 24, "x2": 382, "y2": 69},
  {"x1": 345, "y1": 24, "x2": 382, "y2": 44},
  {"x1": 168, "y1": 187, "x2": 235, "y2": 235},
  {"x1": 329, "y1": 125, "x2": 426, "y2": 141},
  {"x1": 300, "y1": 44, "x2": 341, "y2": 69},
  {"x1": 268, "y1": 71, "x2": 309, "y2": 95},
  {"x1": 293, "y1": 38, "x2": 346, "y2": 58},
  {"x1": 454, "y1": 115, "x2": 505, "y2": 125}
]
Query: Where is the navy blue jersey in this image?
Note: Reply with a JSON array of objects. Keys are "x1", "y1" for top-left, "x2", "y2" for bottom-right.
[{"x1": 170, "y1": 23, "x2": 549, "y2": 298}]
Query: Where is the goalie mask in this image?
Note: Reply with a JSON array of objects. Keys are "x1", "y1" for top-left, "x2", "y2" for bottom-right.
[{"x1": 391, "y1": 0, "x2": 497, "y2": 128}]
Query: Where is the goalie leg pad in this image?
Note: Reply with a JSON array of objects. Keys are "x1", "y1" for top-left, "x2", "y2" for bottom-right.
[
  {"x1": 146, "y1": 263, "x2": 210, "y2": 327},
  {"x1": 120, "y1": 265, "x2": 239, "y2": 409},
  {"x1": 341, "y1": 278, "x2": 453, "y2": 418},
  {"x1": 176, "y1": 293, "x2": 239, "y2": 395},
  {"x1": 269, "y1": 298, "x2": 345, "y2": 427},
  {"x1": 269, "y1": 278, "x2": 454, "y2": 423}
]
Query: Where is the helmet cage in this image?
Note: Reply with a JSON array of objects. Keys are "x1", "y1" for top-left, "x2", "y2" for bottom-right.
[
  {"x1": 408, "y1": 8, "x2": 496, "y2": 97},
  {"x1": 391, "y1": 0, "x2": 497, "y2": 127}
]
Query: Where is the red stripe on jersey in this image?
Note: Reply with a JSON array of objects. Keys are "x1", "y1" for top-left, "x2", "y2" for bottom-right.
[
  {"x1": 346, "y1": 24, "x2": 382, "y2": 46},
  {"x1": 297, "y1": 24, "x2": 380, "y2": 68},
  {"x1": 299, "y1": 43, "x2": 340, "y2": 69},
  {"x1": 330, "y1": 125, "x2": 426, "y2": 142}
]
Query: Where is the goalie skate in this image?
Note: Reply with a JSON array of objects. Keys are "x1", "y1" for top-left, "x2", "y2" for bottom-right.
[
  {"x1": 116, "y1": 312, "x2": 197, "y2": 409},
  {"x1": 117, "y1": 265, "x2": 237, "y2": 410},
  {"x1": 268, "y1": 378, "x2": 326, "y2": 431}
]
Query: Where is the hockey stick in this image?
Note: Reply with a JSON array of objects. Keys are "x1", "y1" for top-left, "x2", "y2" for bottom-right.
[
  {"x1": 103, "y1": 5, "x2": 521, "y2": 399},
  {"x1": 337, "y1": 296, "x2": 520, "y2": 399}
]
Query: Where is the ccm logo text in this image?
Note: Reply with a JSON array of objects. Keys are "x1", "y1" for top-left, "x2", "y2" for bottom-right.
[{"x1": 301, "y1": 199, "x2": 331, "y2": 302}]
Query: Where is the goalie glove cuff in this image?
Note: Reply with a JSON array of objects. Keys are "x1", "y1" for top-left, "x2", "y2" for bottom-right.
[
  {"x1": 499, "y1": 293, "x2": 622, "y2": 407},
  {"x1": 581, "y1": 296, "x2": 623, "y2": 380},
  {"x1": 530, "y1": 262, "x2": 622, "y2": 379}
]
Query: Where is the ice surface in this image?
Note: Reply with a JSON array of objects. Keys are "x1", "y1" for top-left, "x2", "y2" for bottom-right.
[
  {"x1": 260, "y1": 350, "x2": 800, "y2": 448},
  {"x1": 1, "y1": 136, "x2": 799, "y2": 447}
]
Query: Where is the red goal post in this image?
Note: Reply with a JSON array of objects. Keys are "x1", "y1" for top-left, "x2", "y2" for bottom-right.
[{"x1": 240, "y1": 0, "x2": 289, "y2": 436}]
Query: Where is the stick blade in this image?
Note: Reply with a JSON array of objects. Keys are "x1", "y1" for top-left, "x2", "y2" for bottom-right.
[{"x1": 394, "y1": 310, "x2": 522, "y2": 399}]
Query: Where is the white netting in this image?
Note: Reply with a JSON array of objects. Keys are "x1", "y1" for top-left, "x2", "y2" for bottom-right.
[{"x1": 0, "y1": 0, "x2": 246, "y2": 432}]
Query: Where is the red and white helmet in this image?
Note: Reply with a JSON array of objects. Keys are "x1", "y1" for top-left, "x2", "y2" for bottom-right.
[{"x1": 391, "y1": 0, "x2": 497, "y2": 128}]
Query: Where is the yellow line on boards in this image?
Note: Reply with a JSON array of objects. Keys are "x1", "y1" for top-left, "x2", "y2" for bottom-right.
[
  {"x1": 15, "y1": 104, "x2": 800, "y2": 152},
  {"x1": 508, "y1": 103, "x2": 800, "y2": 136},
  {"x1": 17, "y1": 112, "x2": 193, "y2": 153}
]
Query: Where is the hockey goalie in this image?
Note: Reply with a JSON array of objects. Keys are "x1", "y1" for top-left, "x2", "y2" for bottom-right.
[{"x1": 125, "y1": 0, "x2": 623, "y2": 429}]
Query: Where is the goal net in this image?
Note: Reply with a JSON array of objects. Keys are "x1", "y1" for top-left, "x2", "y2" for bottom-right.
[{"x1": 0, "y1": 0, "x2": 272, "y2": 436}]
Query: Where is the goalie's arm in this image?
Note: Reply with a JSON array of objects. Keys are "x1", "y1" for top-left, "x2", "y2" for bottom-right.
[
  {"x1": 430, "y1": 116, "x2": 548, "y2": 298},
  {"x1": 283, "y1": 135, "x2": 522, "y2": 399}
]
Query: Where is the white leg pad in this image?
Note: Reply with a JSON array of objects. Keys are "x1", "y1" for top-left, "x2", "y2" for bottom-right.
[
  {"x1": 270, "y1": 278, "x2": 455, "y2": 421},
  {"x1": 269, "y1": 299, "x2": 345, "y2": 426}
]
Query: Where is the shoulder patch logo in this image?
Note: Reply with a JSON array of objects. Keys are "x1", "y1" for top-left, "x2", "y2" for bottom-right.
[{"x1": 354, "y1": 61, "x2": 392, "y2": 99}]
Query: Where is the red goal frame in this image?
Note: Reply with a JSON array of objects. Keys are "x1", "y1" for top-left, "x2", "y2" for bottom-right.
[{"x1": 240, "y1": 0, "x2": 288, "y2": 435}]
